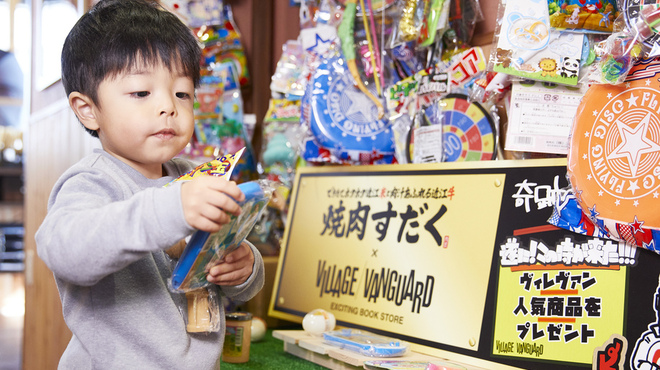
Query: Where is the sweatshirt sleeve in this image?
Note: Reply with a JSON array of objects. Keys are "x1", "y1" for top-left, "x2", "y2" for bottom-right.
[
  {"x1": 36, "y1": 165, "x2": 194, "y2": 286},
  {"x1": 220, "y1": 241, "x2": 265, "y2": 302}
]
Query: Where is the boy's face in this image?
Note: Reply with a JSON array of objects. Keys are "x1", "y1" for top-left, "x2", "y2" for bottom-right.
[{"x1": 86, "y1": 61, "x2": 195, "y2": 178}]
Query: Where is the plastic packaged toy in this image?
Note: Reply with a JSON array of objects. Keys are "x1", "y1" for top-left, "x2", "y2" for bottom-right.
[
  {"x1": 300, "y1": 48, "x2": 396, "y2": 165},
  {"x1": 166, "y1": 148, "x2": 276, "y2": 292},
  {"x1": 489, "y1": 0, "x2": 589, "y2": 87},
  {"x1": 548, "y1": 0, "x2": 618, "y2": 33},
  {"x1": 363, "y1": 359, "x2": 467, "y2": 370},
  {"x1": 169, "y1": 179, "x2": 276, "y2": 292},
  {"x1": 322, "y1": 329, "x2": 410, "y2": 357}
]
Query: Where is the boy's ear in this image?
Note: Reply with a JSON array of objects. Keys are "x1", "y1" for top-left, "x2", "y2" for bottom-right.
[{"x1": 68, "y1": 92, "x2": 100, "y2": 131}]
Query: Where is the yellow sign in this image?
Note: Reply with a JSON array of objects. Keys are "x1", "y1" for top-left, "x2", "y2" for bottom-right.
[
  {"x1": 493, "y1": 263, "x2": 627, "y2": 364},
  {"x1": 270, "y1": 162, "x2": 506, "y2": 351}
]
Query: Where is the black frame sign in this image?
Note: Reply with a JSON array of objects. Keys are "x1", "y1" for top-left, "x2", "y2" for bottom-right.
[{"x1": 269, "y1": 158, "x2": 660, "y2": 370}]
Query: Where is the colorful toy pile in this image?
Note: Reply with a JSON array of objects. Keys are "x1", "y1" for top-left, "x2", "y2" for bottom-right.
[
  {"x1": 266, "y1": 0, "x2": 660, "y2": 255},
  {"x1": 163, "y1": 0, "x2": 259, "y2": 184},
  {"x1": 163, "y1": 0, "x2": 660, "y2": 254}
]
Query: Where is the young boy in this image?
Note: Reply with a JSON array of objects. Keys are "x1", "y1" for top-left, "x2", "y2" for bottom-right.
[{"x1": 35, "y1": 0, "x2": 264, "y2": 368}]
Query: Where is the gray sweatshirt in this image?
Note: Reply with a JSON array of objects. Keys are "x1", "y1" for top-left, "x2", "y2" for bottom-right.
[{"x1": 36, "y1": 149, "x2": 264, "y2": 369}]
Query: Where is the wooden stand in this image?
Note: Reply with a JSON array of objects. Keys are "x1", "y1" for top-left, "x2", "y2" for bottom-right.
[{"x1": 272, "y1": 330, "x2": 489, "y2": 370}]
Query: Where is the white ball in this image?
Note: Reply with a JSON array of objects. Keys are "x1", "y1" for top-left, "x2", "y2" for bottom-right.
[
  {"x1": 302, "y1": 309, "x2": 336, "y2": 336},
  {"x1": 251, "y1": 316, "x2": 267, "y2": 342}
]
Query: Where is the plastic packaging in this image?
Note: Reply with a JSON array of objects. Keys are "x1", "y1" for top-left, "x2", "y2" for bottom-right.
[
  {"x1": 185, "y1": 288, "x2": 221, "y2": 333},
  {"x1": 322, "y1": 328, "x2": 410, "y2": 357},
  {"x1": 169, "y1": 180, "x2": 277, "y2": 292}
]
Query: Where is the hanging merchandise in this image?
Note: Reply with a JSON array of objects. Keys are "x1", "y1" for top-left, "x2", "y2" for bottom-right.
[
  {"x1": 161, "y1": 0, "x2": 223, "y2": 27},
  {"x1": 286, "y1": 0, "x2": 511, "y2": 166},
  {"x1": 434, "y1": 93, "x2": 497, "y2": 162},
  {"x1": 406, "y1": 103, "x2": 445, "y2": 163},
  {"x1": 393, "y1": 0, "x2": 424, "y2": 44},
  {"x1": 559, "y1": 57, "x2": 660, "y2": 251},
  {"x1": 301, "y1": 48, "x2": 396, "y2": 164},
  {"x1": 260, "y1": 99, "x2": 305, "y2": 189},
  {"x1": 624, "y1": 0, "x2": 660, "y2": 54},
  {"x1": 548, "y1": 0, "x2": 618, "y2": 33},
  {"x1": 250, "y1": 99, "x2": 307, "y2": 255},
  {"x1": 588, "y1": 30, "x2": 642, "y2": 85},
  {"x1": 270, "y1": 40, "x2": 306, "y2": 100},
  {"x1": 161, "y1": 0, "x2": 250, "y2": 88},
  {"x1": 182, "y1": 62, "x2": 259, "y2": 183},
  {"x1": 390, "y1": 41, "x2": 426, "y2": 79},
  {"x1": 489, "y1": 0, "x2": 587, "y2": 86},
  {"x1": 417, "y1": 0, "x2": 450, "y2": 48},
  {"x1": 583, "y1": 3, "x2": 660, "y2": 85},
  {"x1": 196, "y1": 4, "x2": 251, "y2": 88},
  {"x1": 441, "y1": 0, "x2": 482, "y2": 61},
  {"x1": 338, "y1": 0, "x2": 385, "y2": 118}
]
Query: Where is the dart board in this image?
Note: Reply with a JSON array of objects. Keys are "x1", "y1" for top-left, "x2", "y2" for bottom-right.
[
  {"x1": 624, "y1": 0, "x2": 660, "y2": 51},
  {"x1": 439, "y1": 94, "x2": 497, "y2": 162}
]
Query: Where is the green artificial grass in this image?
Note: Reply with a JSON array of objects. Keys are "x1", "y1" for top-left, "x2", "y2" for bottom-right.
[{"x1": 221, "y1": 329, "x2": 326, "y2": 369}]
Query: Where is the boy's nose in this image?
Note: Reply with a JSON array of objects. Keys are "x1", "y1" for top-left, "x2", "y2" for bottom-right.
[{"x1": 159, "y1": 94, "x2": 177, "y2": 116}]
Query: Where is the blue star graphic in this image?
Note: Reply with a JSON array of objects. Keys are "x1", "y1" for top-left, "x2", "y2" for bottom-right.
[{"x1": 307, "y1": 34, "x2": 332, "y2": 52}]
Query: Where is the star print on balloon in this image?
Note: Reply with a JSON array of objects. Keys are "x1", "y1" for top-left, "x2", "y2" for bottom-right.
[
  {"x1": 562, "y1": 57, "x2": 660, "y2": 252},
  {"x1": 301, "y1": 50, "x2": 395, "y2": 165},
  {"x1": 607, "y1": 113, "x2": 660, "y2": 180}
]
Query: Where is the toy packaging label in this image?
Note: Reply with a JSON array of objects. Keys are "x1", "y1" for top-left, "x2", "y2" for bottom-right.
[
  {"x1": 493, "y1": 0, "x2": 585, "y2": 86},
  {"x1": 166, "y1": 148, "x2": 244, "y2": 186},
  {"x1": 505, "y1": 80, "x2": 587, "y2": 154},
  {"x1": 548, "y1": 0, "x2": 618, "y2": 33},
  {"x1": 448, "y1": 47, "x2": 488, "y2": 87}
]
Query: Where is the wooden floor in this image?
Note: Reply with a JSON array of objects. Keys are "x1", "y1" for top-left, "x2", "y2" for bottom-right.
[{"x1": 0, "y1": 272, "x2": 23, "y2": 370}]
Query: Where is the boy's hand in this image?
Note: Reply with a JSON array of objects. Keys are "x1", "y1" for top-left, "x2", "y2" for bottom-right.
[
  {"x1": 206, "y1": 242, "x2": 255, "y2": 286},
  {"x1": 180, "y1": 176, "x2": 245, "y2": 233}
]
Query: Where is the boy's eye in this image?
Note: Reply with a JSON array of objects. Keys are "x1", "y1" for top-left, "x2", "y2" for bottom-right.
[
  {"x1": 131, "y1": 91, "x2": 149, "y2": 98},
  {"x1": 176, "y1": 92, "x2": 191, "y2": 99}
]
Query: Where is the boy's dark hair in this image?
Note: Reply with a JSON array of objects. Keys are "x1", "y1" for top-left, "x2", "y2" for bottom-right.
[{"x1": 61, "y1": 0, "x2": 202, "y2": 137}]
